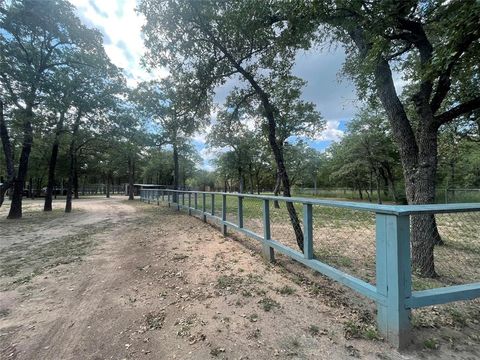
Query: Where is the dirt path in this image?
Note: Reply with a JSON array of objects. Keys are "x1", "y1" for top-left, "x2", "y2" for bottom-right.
[{"x1": 1, "y1": 198, "x2": 479, "y2": 359}]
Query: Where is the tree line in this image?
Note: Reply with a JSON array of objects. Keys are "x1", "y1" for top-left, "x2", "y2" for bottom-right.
[{"x1": 1, "y1": 0, "x2": 479, "y2": 277}]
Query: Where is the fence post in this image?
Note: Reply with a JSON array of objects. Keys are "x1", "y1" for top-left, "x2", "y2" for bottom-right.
[
  {"x1": 188, "y1": 193, "x2": 192, "y2": 215},
  {"x1": 157, "y1": 190, "x2": 159, "y2": 205},
  {"x1": 202, "y1": 193, "x2": 206, "y2": 222},
  {"x1": 238, "y1": 196, "x2": 243, "y2": 228},
  {"x1": 168, "y1": 192, "x2": 171, "y2": 207},
  {"x1": 375, "y1": 213, "x2": 412, "y2": 349},
  {"x1": 303, "y1": 203, "x2": 313, "y2": 259},
  {"x1": 262, "y1": 199, "x2": 275, "y2": 262},
  {"x1": 177, "y1": 191, "x2": 180, "y2": 211},
  {"x1": 194, "y1": 192, "x2": 198, "y2": 210},
  {"x1": 211, "y1": 194, "x2": 215, "y2": 216},
  {"x1": 222, "y1": 194, "x2": 227, "y2": 235}
]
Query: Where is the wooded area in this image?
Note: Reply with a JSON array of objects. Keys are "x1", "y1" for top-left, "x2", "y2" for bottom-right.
[{"x1": 1, "y1": 0, "x2": 479, "y2": 279}]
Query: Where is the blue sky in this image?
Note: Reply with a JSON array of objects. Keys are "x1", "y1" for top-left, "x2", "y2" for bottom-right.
[{"x1": 69, "y1": 0, "x2": 358, "y2": 170}]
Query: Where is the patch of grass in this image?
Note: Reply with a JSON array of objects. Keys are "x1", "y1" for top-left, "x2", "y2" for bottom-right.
[
  {"x1": 248, "y1": 313, "x2": 259, "y2": 322},
  {"x1": 145, "y1": 311, "x2": 166, "y2": 330},
  {"x1": 1, "y1": 229, "x2": 99, "y2": 289},
  {"x1": 314, "y1": 250, "x2": 353, "y2": 268},
  {"x1": 447, "y1": 307, "x2": 468, "y2": 327},
  {"x1": 343, "y1": 320, "x2": 380, "y2": 341},
  {"x1": 281, "y1": 336, "x2": 302, "y2": 357},
  {"x1": 412, "y1": 276, "x2": 441, "y2": 291},
  {"x1": 364, "y1": 327, "x2": 381, "y2": 341},
  {"x1": 216, "y1": 274, "x2": 242, "y2": 291},
  {"x1": 253, "y1": 287, "x2": 266, "y2": 296},
  {"x1": 259, "y1": 297, "x2": 280, "y2": 312},
  {"x1": 276, "y1": 285, "x2": 295, "y2": 295},
  {"x1": 423, "y1": 338, "x2": 438, "y2": 350},
  {"x1": 308, "y1": 325, "x2": 320, "y2": 336}
]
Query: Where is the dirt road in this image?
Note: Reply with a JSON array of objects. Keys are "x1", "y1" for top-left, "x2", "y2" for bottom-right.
[{"x1": 0, "y1": 197, "x2": 478, "y2": 359}]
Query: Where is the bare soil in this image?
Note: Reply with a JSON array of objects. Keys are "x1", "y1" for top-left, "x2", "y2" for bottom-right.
[{"x1": 0, "y1": 196, "x2": 479, "y2": 359}]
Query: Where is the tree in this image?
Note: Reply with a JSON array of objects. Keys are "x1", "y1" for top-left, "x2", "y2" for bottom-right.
[
  {"x1": 0, "y1": 0, "x2": 111, "y2": 218},
  {"x1": 208, "y1": 92, "x2": 264, "y2": 193},
  {"x1": 280, "y1": 0, "x2": 480, "y2": 276},
  {"x1": 0, "y1": 99, "x2": 14, "y2": 207},
  {"x1": 133, "y1": 78, "x2": 209, "y2": 201},
  {"x1": 139, "y1": 0, "x2": 309, "y2": 250}
]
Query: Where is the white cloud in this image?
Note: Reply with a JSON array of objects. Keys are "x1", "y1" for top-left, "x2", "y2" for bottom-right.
[
  {"x1": 199, "y1": 147, "x2": 216, "y2": 171},
  {"x1": 315, "y1": 120, "x2": 344, "y2": 142},
  {"x1": 69, "y1": 0, "x2": 168, "y2": 86}
]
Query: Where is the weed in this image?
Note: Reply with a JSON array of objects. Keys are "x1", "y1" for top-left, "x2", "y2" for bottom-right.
[
  {"x1": 447, "y1": 307, "x2": 468, "y2": 327},
  {"x1": 308, "y1": 325, "x2": 320, "y2": 336},
  {"x1": 259, "y1": 297, "x2": 280, "y2": 312},
  {"x1": 423, "y1": 338, "x2": 438, "y2": 350},
  {"x1": 216, "y1": 275, "x2": 242, "y2": 291},
  {"x1": 276, "y1": 285, "x2": 295, "y2": 295},
  {"x1": 343, "y1": 320, "x2": 380, "y2": 341},
  {"x1": 145, "y1": 311, "x2": 166, "y2": 330},
  {"x1": 241, "y1": 289, "x2": 253, "y2": 297}
]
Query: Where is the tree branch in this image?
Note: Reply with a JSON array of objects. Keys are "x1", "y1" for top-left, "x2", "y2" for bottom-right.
[
  {"x1": 434, "y1": 97, "x2": 480, "y2": 127},
  {"x1": 430, "y1": 29, "x2": 480, "y2": 114}
]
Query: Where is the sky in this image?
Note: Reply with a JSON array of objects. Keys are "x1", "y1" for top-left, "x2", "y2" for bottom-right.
[{"x1": 69, "y1": 0, "x2": 359, "y2": 170}]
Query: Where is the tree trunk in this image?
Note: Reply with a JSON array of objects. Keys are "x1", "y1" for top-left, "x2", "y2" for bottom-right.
[
  {"x1": 408, "y1": 129, "x2": 443, "y2": 275},
  {"x1": 273, "y1": 170, "x2": 281, "y2": 208},
  {"x1": 238, "y1": 166, "x2": 244, "y2": 193},
  {"x1": 128, "y1": 156, "x2": 134, "y2": 200},
  {"x1": 375, "y1": 171, "x2": 382, "y2": 204},
  {"x1": 8, "y1": 105, "x2": 34, "y2": 219},
  {"x1": 106, "y1": 174, "x2": 110, "y2": 198},
  {"x1": 384, "y1": 164, "x2": 398, "y2": 203},
  {"x1": 82, "y1": 176, "x2": 86, "y2": 196},
  {"x1": 373, "y1": 54, "x2": 441, "y2": 276},
  {"x1": 256, "y1": 170, "x2": 261, "y2": 194},
  {"x1": 65, "y1": 111, "x2": 81, "y2": 213},
  {"x1": 173, "y1": 142, "x2": 179, "y2": 202},
  {"x1": 210, "y1": 40, "x2": 303, "y2": 250},
  {"x1": 248, "y1": 163, "x2": 254, "y2": 194},
  {"x1": 73, "y1": 154, "x2": 79, "y2": 199},
  {"x1": 0, "y1": 99, "x2": 15, "y2": 208},
  {"x1": 44, "y1": 112, "x2": 65, "y2": 211}
]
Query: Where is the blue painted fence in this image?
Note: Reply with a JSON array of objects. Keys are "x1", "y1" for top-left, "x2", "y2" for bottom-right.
[{"x1": 140, "y1": 188, "x2": 480, "y2": 349}]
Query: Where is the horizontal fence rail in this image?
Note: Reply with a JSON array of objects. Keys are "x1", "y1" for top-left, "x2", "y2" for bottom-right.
[{"x1": 140, "y1": 188, "x2": 480, "y2": 349}]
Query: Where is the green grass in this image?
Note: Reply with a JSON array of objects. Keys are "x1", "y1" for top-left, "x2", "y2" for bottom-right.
[
  {"x1": 259, "y1": 297, "x2": 280, "y2": 312},
  {"x1": 423, "y1": 338, "x2": 438, "y2": 350},
  {"x1": 276, "y1": 285, "x2": 296, "y2": 295}
]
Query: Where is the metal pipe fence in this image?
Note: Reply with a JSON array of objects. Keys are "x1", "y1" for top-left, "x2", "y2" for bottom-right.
[{"x1": 140, "y1": 188, "x2": 480, "y2": 349}]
